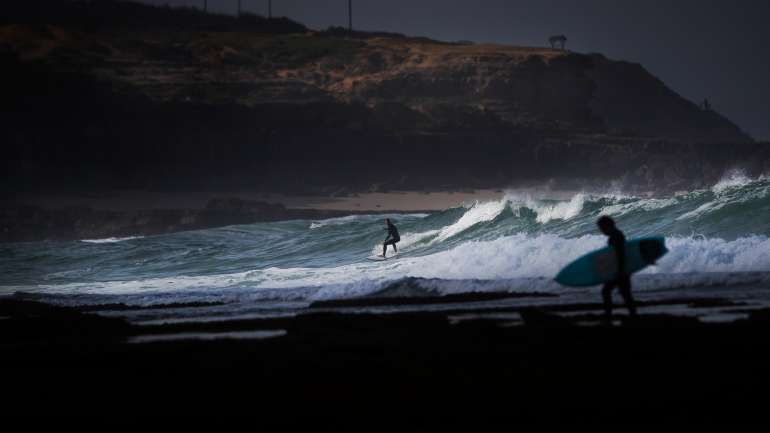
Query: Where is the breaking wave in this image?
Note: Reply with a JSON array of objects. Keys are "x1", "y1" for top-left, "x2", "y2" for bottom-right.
[{"x1": 3, "y1": 173, "x2": 770, "y2": 306}]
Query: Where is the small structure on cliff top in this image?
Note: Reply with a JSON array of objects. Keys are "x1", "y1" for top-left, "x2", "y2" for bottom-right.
[{"x1": 549, "y1": 35, "x2": 568, "y2": 50}]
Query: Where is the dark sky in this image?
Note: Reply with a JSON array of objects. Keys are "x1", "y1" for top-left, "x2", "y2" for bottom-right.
[{"x1": 141, "y1": 0, "x2": 770, "y2": 141}]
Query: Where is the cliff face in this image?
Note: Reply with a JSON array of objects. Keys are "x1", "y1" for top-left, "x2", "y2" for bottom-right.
[
  {"x1": 1, "y1": 23, "x2": 744, "y2": 140},
  {"x1": 0, "y1": 7, "x2": 764, "y2": 200}
]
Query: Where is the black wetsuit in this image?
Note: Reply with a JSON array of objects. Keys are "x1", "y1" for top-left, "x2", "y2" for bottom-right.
[
  {"x1": 602, "y1": 228, "x2": 637, "y2": 318},
  {"x1": 383, "y1": 223, "x2": 400, "y2": 256}
]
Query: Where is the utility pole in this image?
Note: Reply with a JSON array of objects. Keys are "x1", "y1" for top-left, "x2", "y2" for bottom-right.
[
  {"x1": 203, "y1": 0, "x2": 207, "y2": 13},
  {"x1": 238, "y1": 0, "x2": 241, "y2": 16},
  {"x1": 348, "y1": 0, "x2": 352, "y2": 37},
  {"x1": 268, "y1": 0, "x2": 272, "y2": 19}
]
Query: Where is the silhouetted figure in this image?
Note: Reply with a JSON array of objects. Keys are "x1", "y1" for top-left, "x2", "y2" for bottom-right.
[
  {"x1": 381, "y1": 218, "x2": 400, "y2": 258},
  {"x1": 703, "y1": 98, "x2": 711, "y2": 111},
  {"x1": 597, "y1": 216, "x2": 637, "y2": 321},
  {"x1": 549, "y1": 35, "x2": 568, "y2": 50}
]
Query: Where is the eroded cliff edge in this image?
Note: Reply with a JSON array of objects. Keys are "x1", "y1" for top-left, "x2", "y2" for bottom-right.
[{"x1": 1, "y1": 1, "x2": 767, "y2": 241}]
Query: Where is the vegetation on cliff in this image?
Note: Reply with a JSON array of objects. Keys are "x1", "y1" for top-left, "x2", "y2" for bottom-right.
[{"x1": 1, "y1": 0, "x2": 763, "y2": 201}]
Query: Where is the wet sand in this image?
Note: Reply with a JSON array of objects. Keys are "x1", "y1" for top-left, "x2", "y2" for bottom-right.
[{"x1": 2, "y1": 293, "x2": 769, "y2": 424}]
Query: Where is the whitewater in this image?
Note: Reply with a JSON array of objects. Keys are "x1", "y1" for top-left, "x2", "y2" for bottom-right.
[{"x1": 2, "y1": 173, "x2": 770, "y2": 310}]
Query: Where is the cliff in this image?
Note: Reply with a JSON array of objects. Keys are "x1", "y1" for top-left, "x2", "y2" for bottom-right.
[
  {"x1": 0, "y1": 16, "x2": 747, "y2": 140},
  {"x1": 1, "y1": 0, "x2": 765, "y2": 203}
]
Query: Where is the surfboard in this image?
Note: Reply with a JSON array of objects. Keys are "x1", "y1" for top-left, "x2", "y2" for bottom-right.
[
  {"x1": 366, "y1": 255, "x2": 389, "y2": 261},
  {"x1": 555, "y1": 236, "x2": 668, "y2": 287},
  {"x1": 366, "y1": 251, "x2": 399, "y2": 261}
]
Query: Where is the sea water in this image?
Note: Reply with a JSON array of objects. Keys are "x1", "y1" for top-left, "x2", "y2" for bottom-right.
[{"x1": 3, "y1": 172, "x2": 770, "y2": 321}]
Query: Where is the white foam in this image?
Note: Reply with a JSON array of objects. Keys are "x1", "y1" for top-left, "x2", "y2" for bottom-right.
[
  {"x1": 675, "y1": 201, "x2": 719, "y2": 221},
  {"x1": 367, "y1": 200, "x2": 505, "y2": 255},
  {"x1": 508, "y1": 193, "x2": 586, "y2": 223},
  {"x1": 3, "y1": 233, "x2": 602, "y2": 298},
  {"x1": 599, "y1": 197, "x2": 679, "y2": 217},
  {"x1": 434, "y1": 199, "x2": 507, "y2": 242},
  {"x1": 81, "y1": 236, "x2": 144, "y2": 244},
  {"x1": 676, "y1": 175, "x2": 770, "y2": 221},
  {"x1": 9, "y1": 233, "x2": 770, "y2": 302},
  {"x1": 651, "y1": 235, "x2": 770, "y2": 274},
  {"x1": 308, "y1": 215, "x2": 361, "y2": 230},
  {"x1": 10, "y1": 177, "x2": 770, "y2": 305},
  {"x1": 712, "y1": 170, "x2": 755, "y2": 194}
]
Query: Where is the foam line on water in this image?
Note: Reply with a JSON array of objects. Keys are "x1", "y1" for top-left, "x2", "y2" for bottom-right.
[
  {"x1": 5, "y1": 172, "x2": 770, "y2": 306},
  {"x1": 508, "y1": 192, "x2": 587, "y2": 223},
  {"x1": 11, "y1": 233, "x2": 770, "y2": 302},
  {"x1": 434, "y1": 199, "x2": 507, "y2": 242},
  {"x1": 81, "y1": 236, "x2": 144, "y2": 244}
]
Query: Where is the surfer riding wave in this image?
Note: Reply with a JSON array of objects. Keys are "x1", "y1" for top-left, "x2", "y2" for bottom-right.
[{"x1": 381, "y1": 218, "x2": 400, "y2": 258}]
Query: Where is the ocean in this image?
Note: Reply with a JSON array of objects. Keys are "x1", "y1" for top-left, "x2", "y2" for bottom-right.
[{"x1": 3, "y1": 172, "x2": 770, "y2": 323}]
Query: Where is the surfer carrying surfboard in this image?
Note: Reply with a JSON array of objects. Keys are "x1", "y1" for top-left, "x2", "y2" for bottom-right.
[
  {"x1": 597, "y1": 216, "x2": 638, "y2": 320},
  {"x1": 380, "y1": 218, "x2": 400, "y2": 258}
]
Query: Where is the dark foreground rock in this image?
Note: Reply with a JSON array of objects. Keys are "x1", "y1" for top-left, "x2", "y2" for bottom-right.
[
  {"x1": 2, "y1": 296, "x2": 770, "y2": 424},
  {"x1": 309, "y1": 291, "x2": 557, "y2": 308},
  {"x1": 0, "y1": 299, "x2": 131, "y2": 342}
]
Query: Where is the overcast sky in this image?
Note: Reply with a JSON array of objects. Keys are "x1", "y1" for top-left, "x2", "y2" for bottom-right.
[{"x1": 139, "y1": 0, "x2": 770, "y2": 141}]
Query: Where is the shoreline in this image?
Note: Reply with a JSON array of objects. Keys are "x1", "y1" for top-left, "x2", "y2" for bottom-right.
[{"x1": 2, "y1": 291, "x2": 770, "y2": 421}]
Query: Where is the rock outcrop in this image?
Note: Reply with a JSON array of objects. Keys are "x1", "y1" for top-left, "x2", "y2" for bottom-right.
[{"x1": 1, "y1": 1, "x2": 767, "y2": 218}]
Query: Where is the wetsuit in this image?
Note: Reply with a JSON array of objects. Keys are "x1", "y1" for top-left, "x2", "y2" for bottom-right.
[
  {"x1": 383, "y1": 223, "x2": 400, "y2": 257},
  {"x1": 602, "y1": 228, "x2": 637, "y2": 318}
]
